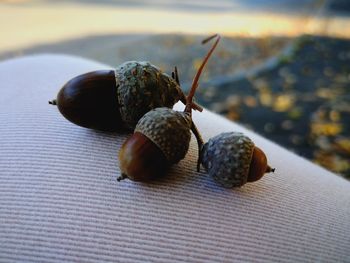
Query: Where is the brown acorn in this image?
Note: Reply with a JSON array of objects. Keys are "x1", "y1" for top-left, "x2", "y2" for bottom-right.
[
  {"x1": 118, "y1": 131, "x2": 169, "y2": 181},
  {"x1": 200, "y1": 132, "x2": 275, "y2": 188},
  {"x1": 118, "y1": 107, "x2": 194, "y2": 181},
  {"x1": 118, "y1": 34, "x2": 221, "y2": 182},
  {"x1": 49, "y1": 61, "x2": 202, "y2": 131}
]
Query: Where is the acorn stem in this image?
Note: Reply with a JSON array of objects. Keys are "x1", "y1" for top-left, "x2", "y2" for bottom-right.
[
  {"x1": 48, "y1": 99, "x2": 57, "y2": 105},
  {"x1": 191, "y1": 121, "x2": 204, "y2": 172},
  {"x1": 173, "y1": 67, "x2": 203, "y2": 112},
  {"x1": 266, "y1": 166, "x2": 275, "y2": 173},
  {"x1": 179, "y1": 91, "x2": 203, "y2": 112},
  {"x1": 174, "y1": 66, "x2": 180, "y2": 85},
  {"x1": 202, "y1": 34, "x2": 219, "y2": 44},
  {"x1": 185, "y1": 34, "x2": 221, "y2": 113}
]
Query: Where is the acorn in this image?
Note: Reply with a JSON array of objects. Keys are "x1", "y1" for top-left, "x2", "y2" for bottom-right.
[
  {"x1": 118, "y1": 34, "x2": 220, "y2": 182},
  {"x1": 200, "y1": 132, "x2": 275, "y2": 188},
  {"x1": 49, "y1": 61, "x2": 202, "y2": 131},
  {"x1": 118, "y1": 107, "x2": 194, "y2": 181}
]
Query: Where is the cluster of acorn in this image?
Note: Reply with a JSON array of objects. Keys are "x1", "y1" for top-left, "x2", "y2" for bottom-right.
[{"x1": 49, "y1": 34, "x2": 274, "y2": 188}]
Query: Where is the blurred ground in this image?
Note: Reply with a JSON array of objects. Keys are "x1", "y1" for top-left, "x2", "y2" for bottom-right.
[{"x1": 197, "y1": 35, "x2": 350, "y2": 178}]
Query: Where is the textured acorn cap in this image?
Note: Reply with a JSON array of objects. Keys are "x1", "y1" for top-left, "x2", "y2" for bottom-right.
[
  {"x1": 115, "y1": 61, "x2": 182, "y2": 129},
  {"x1": 135, "y1": 107, "x2": 192, "y2": 164},
  {"x1": 201, "y1": 132, "x2": 255, "y2": 188}
]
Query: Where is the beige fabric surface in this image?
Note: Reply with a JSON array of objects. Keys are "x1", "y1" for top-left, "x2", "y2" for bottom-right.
[{"x1": 0, "y1": 55, "x2": 349, "y2": 262}]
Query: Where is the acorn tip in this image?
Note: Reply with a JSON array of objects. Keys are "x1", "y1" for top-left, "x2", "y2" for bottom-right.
[
  {"x1": 266, "y1": 166, "x2": 275, "y2": 173},
  {"x1": 48, "y1": 99, "x2": 57, "y2": 105},
  {"x1": 117, "y1": 173, "x2": 128, "y2": 182}
]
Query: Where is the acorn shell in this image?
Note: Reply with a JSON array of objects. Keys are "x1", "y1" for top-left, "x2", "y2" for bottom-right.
[
  {"x1": 201, "y1": 132, "x2": 255, "y2": 188},
  {"x1": 56, "y1": 70, "x2": 122, "y2": 131},
  {"x1": 118, "y1": 132, "x2": 169, "y2": 182},
  {"x1": 135, "y1": 107, "x2": 192, "y2": 164},
  {"x1": 116, "y1": 61, "x2": 182, "y2": 129}
]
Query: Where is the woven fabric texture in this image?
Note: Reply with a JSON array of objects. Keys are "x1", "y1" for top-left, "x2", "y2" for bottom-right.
[{"x1": 0, "y1": 55, "x2": 349, "y2": 263}]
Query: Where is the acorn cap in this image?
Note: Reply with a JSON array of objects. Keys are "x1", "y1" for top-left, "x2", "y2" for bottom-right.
[
  {"x1": 115, "y1": 61, "x2": 182, "y2": 129},
  {"x1": 135, "y1": 107, "x2": 192, "y2": 164},
  {"x1": 201, "y1": 132, "x2": 255, "y2": 188}
]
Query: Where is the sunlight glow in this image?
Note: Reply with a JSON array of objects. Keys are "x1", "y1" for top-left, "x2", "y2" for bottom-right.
[{"x1": 1, "y1": 2, "x2": 349, "y2": 52}]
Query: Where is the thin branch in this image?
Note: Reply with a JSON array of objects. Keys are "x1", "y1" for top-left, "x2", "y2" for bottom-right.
[{"x1": 185, "y1": 34, "x2": 221, "y2": 113}]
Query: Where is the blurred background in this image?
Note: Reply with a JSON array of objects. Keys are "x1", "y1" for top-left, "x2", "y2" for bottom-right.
[{"x1": 1, "y1": 0, "x2": 349, "y2": 179}]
